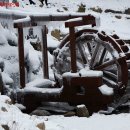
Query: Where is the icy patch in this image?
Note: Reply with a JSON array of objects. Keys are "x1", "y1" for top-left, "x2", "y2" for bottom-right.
[{"x1": 99, "y1": 85, "x2": 114, "y2": 96}]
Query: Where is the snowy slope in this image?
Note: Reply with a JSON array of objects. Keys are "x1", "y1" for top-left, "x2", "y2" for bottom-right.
[
  {"x1": 8, "y1": 0, "x2": 130, "y2": 40},
  {"x1": 16, "y1": 0, "x2": 130, "y2": 13}
]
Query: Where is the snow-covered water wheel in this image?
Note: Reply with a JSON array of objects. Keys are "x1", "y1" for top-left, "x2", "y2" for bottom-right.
[{"x1": 53, "y1": 29, "x2": 128, "y2": 96}]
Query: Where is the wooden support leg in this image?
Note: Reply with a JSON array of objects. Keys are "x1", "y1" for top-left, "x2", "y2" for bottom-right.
[
  {"x1": 18, "y1": 27, "x2": 25, "y2": 88},
  {"x1": 69, "y1": 27, "x2": 77, "y2": 73},
  {"x1": 42, "y1": 25, "x2": 49, "y2": 79},
  {"x1": 0, "y1": 71, "x2": 4, "y2": 94}
]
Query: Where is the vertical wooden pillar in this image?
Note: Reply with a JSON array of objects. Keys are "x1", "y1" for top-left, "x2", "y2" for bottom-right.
[
  {"x1": 42, "y1": 25, "x2": 49, "y2": 79},
  {"x1": 0, "y1": 71, "x2": 4, "y2": 94},
  {"x1": 18, "y1": 27, "x2": 25, "y2": 88},
  {"x1": 69, "y1": 27, "x2": 77, "y2": 73}
]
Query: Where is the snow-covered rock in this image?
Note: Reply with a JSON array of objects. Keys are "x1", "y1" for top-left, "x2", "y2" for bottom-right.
[{"x1": 76, "y1": 104, "x2": 89, "y2": 117}]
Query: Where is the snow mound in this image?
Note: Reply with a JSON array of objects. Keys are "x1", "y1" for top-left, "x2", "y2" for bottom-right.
[
  {"x1": 99, "y1": 85, "x2": 114, "y2": 95},
  {"x1": 0, "y1": 95, "x2": 45, "y2": 130},
  {"x1": 26, "y1": 78, "x2": 55, "y2": 88}
]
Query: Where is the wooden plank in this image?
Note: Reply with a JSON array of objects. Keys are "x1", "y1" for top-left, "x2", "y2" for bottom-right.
[
  {"x1": 42, "y1": 25, "x2": 49, "y2": 79},
  {"x1": 69, "y1": 27, "x2": 77, "y2": 73},
  {"x1": 94, "y1": 59, "x2": 115, "y2": 70},
  {"x1": 77, "y1": 42, "x2": 87, "y2": 64},
  {"x1": 65, "y1": 20, "x2": 95, "y2": 28},
  {"x1": 0, "y1": 71, "x2": 4, "y2": 94},
  {"x1": 89, "y1": 43, "x2": 100, "y2": 69},
  {"x1": 18, "y1": 27, "x2": 25, "y2": 88}
]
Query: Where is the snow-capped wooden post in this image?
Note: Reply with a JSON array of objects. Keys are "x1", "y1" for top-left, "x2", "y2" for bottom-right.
[
  {"x1": 68, "y1": 27, "x2": 77, "y2": 73},
  {"x1": 65, "y1": 15, "x2": 96, "y2": 73},
  {"x1": 17, "y1": 27, "x2": 25, "y2": 88},
  {"x1": 65, "y1": 21, "x2": 77, "y2": 73},
  {"x1": 0, "y1": 70, "x2": 4, "y2": 94},
  {"x1": 42, "y1": 25, "x2": 49, "y2": 79},
  {"x1": 14, "y1": 16, "x2": 32, "y2": 88}
]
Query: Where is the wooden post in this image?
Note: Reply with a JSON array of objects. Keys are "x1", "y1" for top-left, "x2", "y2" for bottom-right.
[
  {"x1": 18, "y1": 27, "x2": 25, "y2": 88},
  {"x1": 42, "y1": 25, "x2": 49, "y2": 79},
  {"x1": 0, "y1": 71, "x2": 4, "y2": 94},
  {"x1": 69, "y1": 27, "x2": 77, "y2": 73}
]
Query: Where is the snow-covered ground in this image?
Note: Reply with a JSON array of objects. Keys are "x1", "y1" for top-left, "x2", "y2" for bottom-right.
[
  {"x1": 0, "y1": 95, "x2": 45, "y2": 130},
  {"x1": 41, "y1": 114, "x2": 130, "y2": 130},
  {"x1": 1, "y1": 95, "x2": 130, "y2": 130},
  {"x1": 0, "y1": 0, "x2": 130, "y2": 130}
]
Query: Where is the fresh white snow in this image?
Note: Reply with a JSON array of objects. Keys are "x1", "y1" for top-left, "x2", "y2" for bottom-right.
[
  {"x1": 1, "y1": 95, "x2": 130, "y2": 130},
  {"x1": 0, "y1": 95, "x2": 45, "y2": 130},
  {"x1": 99, "y1": 84, "x2": 114, "y2": 96},
  {"x1": 0, "y1": 0, "x2": 130, "y2": 130},
  {"x1": 40, "y1": 114, "x2": 130, "y2": 130}
]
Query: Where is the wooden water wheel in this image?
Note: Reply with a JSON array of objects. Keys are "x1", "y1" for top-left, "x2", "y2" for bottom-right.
[{"x1": 53, "y1": 29, "x2": 128, "y2": 96}]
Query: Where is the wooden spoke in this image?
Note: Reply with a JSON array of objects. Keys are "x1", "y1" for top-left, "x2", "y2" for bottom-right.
[
  {"x1": 77, "y1": 42, "x2": 88, "y2": 64},
  {"x1": 103, "y1": 70, "x2": 117, "y2": 82},
  {"x1": 98, "y1": 48, "x2": 107, "y2": 65},
  {"x1": 89, "y1": 42, "x2": 101, "y2": 69},
  {"x1": 86, "y1": 42, "x2": 92, "y2": 56},
  {"x1": 94, "y1": 59, "x2": 115, "y2": 70},
  {"x1": 103, "y1": 77, "x2": 118, "y2": 88}
]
